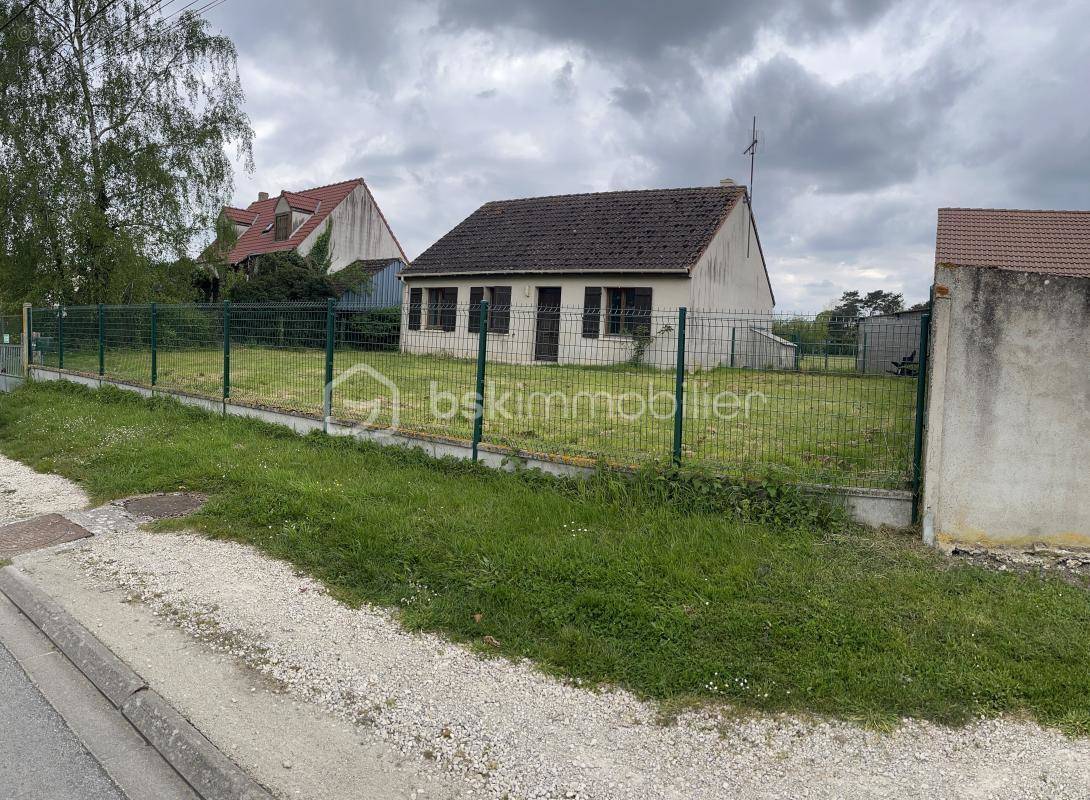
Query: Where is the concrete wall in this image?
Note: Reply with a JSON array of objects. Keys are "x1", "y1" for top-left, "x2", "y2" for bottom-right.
[
  {"x1": 299, "y1": 184, "x2": 404, "y2": 273},
  {"x1": 922, "y1": 265, "x2": 1090, "y2": 548}
]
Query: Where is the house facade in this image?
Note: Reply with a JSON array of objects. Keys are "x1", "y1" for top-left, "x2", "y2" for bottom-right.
[
  {"x1": 218, "y1": 178, "x2": 407, "y2": 276},
  {"x1": 398, "y1": 182, "x2": 783, "y2": 368}
]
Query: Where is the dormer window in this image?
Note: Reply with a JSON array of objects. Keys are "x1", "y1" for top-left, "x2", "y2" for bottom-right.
[{"x1": 274, "y1": 212, "x2": 291, "y2": 241}]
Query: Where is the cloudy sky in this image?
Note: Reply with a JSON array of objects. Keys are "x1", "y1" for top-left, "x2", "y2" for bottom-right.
[{"x1": 208, "y1": 0, "x2": 1089, "y2": 312}]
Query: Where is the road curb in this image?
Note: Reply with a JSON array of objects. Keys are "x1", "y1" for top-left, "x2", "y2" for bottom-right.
[{"x1": 0, "y1": 564, "x2": 273, "y2": 800}]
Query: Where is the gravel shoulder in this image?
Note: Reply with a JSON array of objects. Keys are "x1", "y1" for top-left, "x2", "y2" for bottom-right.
[
  {"x1": 4, "y1": 454, "x2": 1090, "y2": 800},
  {"x1": 0, "y1": 454, "x2": 89, "y2": 525}
]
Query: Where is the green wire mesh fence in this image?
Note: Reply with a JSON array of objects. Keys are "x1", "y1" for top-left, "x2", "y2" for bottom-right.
[{"x1": 27, "y1": 302, "x2": 926, "y2": 490}]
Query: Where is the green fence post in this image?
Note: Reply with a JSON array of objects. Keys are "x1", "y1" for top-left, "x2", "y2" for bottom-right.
[
  {"x1": 824, "y1": 338, "x2": 828, "y2": 371},
  {"x1": 25, "y1": 304, "x2": 32, "y2": 369},
  {"x1": 97, "y1": 303, "x2": 105, "y2": 376},
  {"x1": 222, "y1": 301, "x2": 231, "y2": 405},
  {"x1": 860, "y1": 331, "x2": 868, "y2": 373},
  {"x1": 729, "y1": 326, "x2": 736, "y2": 368},
  {"x1": 672, "y1": 307, "x2": 687, "y2": 464},
  {"x1": 911, "y1": 312, "x2": 932, "y2": 524},
  {"x1": 324, "y1": 297, "x2": 335, "y2": 431},
  {"x1": 57, "y1": 307, "x2": 64, "y2": 370},
  {"x1": 150, "y1": 303, "x2": 157, "y2": 386},
  {"x1": 471, "y1": 300, "x2": 489, "y2": 461}
]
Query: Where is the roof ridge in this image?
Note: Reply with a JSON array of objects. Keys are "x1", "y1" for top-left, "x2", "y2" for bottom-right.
[
  {"x1": 939, "y1": 207, "x2": 1090, "y2": 215},
  {"x1": 283, "y1": 177, "x2": 363, "y2": 195},
  {"x1": 481, "y1": 184, "x2": 746, "y2": 207}
]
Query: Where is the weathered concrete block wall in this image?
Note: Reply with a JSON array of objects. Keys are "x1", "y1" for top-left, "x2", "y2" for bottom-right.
[{"x1": 923, "y1": 265, "x2": 1090, "y2": 548}]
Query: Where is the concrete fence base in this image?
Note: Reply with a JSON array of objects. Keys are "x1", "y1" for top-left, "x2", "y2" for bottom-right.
[{"x1": 26, "y1": 366, "x2": 913, "y2": 529}]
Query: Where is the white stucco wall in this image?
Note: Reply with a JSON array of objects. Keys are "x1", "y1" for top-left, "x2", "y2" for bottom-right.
[
  {"x1": 298, "y1": 184, "x2": 404, "y2": 273},
  {"x1": 687, "y1": 203, "x2": 774, "y2": 311},
  {"x1": 922, "y1": 264, "x2": 1090, "y2": 548},
  {"x1": 397, "y1": 275, "x2": 689, "y2": 368}
]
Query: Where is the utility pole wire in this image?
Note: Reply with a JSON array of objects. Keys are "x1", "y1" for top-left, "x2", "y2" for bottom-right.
[{"x1": 0, "y1": 0, "x2": 39, "y2": 34}]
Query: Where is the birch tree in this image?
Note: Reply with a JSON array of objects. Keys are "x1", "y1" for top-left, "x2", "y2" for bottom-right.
[{"x1": 0, "y1": 0, "x2": 253, "y2": 306}]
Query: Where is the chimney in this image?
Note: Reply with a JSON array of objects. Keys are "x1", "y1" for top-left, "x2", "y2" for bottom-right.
[
  {"x1": 719, "y1": 178, "x2": 736, "y2": 187},
  {"x1": 258, "y1": 191, "x2": 269, "y2": 202}
]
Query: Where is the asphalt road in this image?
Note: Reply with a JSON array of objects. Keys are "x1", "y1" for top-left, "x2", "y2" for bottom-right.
[{"x1": 0, "y1": 640, "x2": 126, "y2": 800}]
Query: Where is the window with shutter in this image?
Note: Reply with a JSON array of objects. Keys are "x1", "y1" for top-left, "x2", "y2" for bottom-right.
[
  {"x1": 407, "y1": 288, "x2": 422, "y2": 330},
  {"x1": 582, "y1": 287, "x2": 601, "y2": 338},
  {"x1": 468, "y1": 287, "x2": 484, "y2": 332},
  {"x1": 274, "y1": 213, "x2": 290, "y2": 241}
]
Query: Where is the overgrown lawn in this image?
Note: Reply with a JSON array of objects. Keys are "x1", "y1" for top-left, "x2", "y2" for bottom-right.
[{"x1": 2, "y1": 381, "x2": 1088, "y2": 733}]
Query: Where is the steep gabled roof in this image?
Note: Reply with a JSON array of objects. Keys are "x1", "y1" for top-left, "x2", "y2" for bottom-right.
[
  {"x1": 224, "y1": 178, "x2": 362, "y2": 265},
  {"x1": 936, "y1": 208, "x2": 1090, "y2": 277},
  {"x1": 402, "y1": 185, "x2": 748, "y2": 276}
]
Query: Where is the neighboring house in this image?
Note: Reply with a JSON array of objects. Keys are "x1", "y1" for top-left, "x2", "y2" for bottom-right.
[
  {"x1": 398, "y1": 182, "x2": 782, "y2": 367},
  {"x1": 215, "y1": 178, "x2": 407, "y2": 277},
  {"x1": 923, "y1": 207, "x2": 1090, "y2": 548},
  {"x1": 855, "y1": 308, "x2": 925, "y2": 375}
]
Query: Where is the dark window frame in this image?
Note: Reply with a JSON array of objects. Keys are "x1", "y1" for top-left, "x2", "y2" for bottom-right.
[
  {"x1": 468, "y1": 285, "x2": 512, "y2": 334},
  {"x1": 426, "y1": 287, "x2": 458, "y2": 332},
  {"x1": 606, "y1": 287, "x2": 653, "y2": 336}
]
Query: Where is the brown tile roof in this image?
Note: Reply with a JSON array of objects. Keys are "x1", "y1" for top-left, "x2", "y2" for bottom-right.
[
  {"x1": 936, "y1": 208, "x2": 1090, "y2": 277},
  {"x1": 402, "y1": 185, "x2": 748, "y2": 276}
]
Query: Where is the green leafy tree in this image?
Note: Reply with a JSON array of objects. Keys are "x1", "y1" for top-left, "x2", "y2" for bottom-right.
[
  {"x1": 224, "y1": 251, "x2": 375, "y2": 304},
  {"x1": 0, "y1": 0, "x2": 253, "y2": 306}
]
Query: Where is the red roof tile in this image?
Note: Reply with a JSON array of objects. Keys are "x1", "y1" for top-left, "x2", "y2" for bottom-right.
[
  {"x1": 224, "y1": 178, "x2": 362, "y2": 265},
  {"x1": 936, "y1": 208, "x2": 1090, "y2": 277},
  {"x1": 222, "y1": 206, "x2": 258, "y2": 226}
]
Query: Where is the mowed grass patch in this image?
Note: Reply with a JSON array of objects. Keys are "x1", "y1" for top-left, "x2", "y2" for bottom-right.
[
  {"x1": 50, "y1": 343, "x2": 917, "y2": 489},
  {"x1": 2, "y1": 381, "x2": 1088, "y2": 733}
]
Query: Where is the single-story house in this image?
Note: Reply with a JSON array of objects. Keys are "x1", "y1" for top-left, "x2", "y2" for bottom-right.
[
  {"x1": 922, "y1": 207, "x2": 1090, "y2": 548},
  {"x1": 397, "y1": 181, "x2": 788, "y2": 368},
  {"x1": 216, "y1": 178, "x2": 407, "y2": 277}
]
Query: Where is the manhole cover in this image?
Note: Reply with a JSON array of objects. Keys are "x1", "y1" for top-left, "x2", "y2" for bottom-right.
[
  {"x1": 121, "y1": 493, "x2": 207, "y2": 520},
  {"x1": 0, "y1": 514, "x2": 93, "y2": 558}
]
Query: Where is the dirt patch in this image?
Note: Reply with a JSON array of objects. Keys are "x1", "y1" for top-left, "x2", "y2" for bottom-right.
[{"x1": 950, "y1": 544, "x2": 1090, "y2": 588}]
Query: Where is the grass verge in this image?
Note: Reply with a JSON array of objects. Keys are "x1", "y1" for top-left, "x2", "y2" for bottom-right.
[{"x1": 1, "y1": 380, "x2": 1088, "y2": 733}]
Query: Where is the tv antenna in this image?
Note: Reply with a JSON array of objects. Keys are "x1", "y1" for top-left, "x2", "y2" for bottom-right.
[{"x1": 742, "y1": 115, "x2": 760, "y2": 257}]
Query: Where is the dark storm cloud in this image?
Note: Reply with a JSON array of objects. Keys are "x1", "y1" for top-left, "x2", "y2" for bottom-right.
[
  {"x1": 609, "y1": 84, "x2": 653, "y2": 116},
  {"x1": 435, "y1": 0, "x2": 897, "y2": 58},
  {"x1": 730, "y1": 52, "x2": 979, "y2": 194}
]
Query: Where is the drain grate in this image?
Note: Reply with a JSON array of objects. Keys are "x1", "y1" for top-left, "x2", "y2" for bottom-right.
[
  {"x1": 0, "y1": 514, "x2": 93, "y2": 558},
  {"x1": 120, "y1": 493, "x2": 207, "y2": 520}
]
